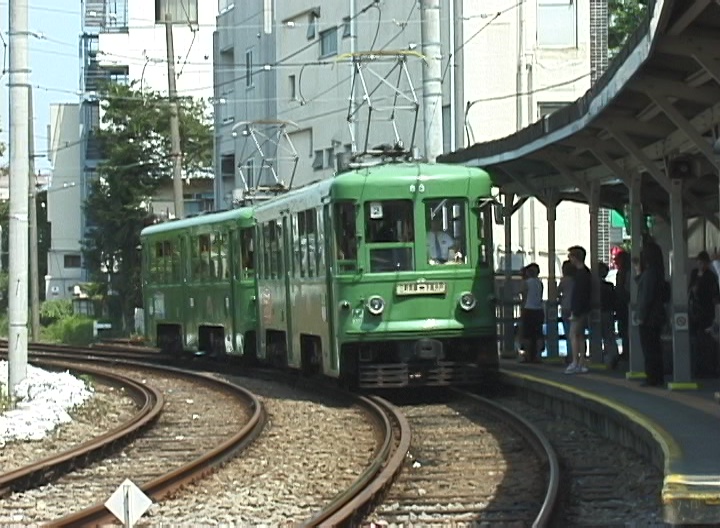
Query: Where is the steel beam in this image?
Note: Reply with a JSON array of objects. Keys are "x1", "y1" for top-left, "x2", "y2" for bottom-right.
[
  {"x1": 667, "y1": 0, "x2": 711, "y2": 35},
  {"x1": 542, "y1": 190, "x2": 560, "y2": 360},
  {"x1": 501, "y1": 191, "x2": 517, "y2": 358},
  {"x1": 693, "y1": 53, "x2": 720, "y2": 86},
  {"x1": 668, "y1": 178, "x2": 694, "y2": 387},
  {"x1": 541, "y1": 156, "x2": 593, "y2": 199},
  {"x1": 607, "y1": 128, "x2": 673, "y2": 194},
  {"x1": 656, "y1": 32, "x2": 719, "y2": 57},
  {"x1": 588, "y1": 180, "x2": 603, "y2": 365},
  {"x1": 645, "y1": 91, "x2": 720, "y2": 169},
  {"x1": 628, "y1": 172, "x2": 645, "y2": 376},
  {"x1": 629, "y1": 76, "x2": 720, "y2": 106}
]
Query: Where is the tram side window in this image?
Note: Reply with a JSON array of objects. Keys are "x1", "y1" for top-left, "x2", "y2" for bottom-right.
[
  {"x1": 198, "y1": 234, "x2": 211, "y2": 280},
  {"x1": 297, "y1": 209, "x2": 317, "y2": 278},
  {"x1": 267, "y1": 220, "x2": 283, "y2": 279},
  {"x1": 315, "y1": 208, "x2": 325, "y2": 273},
  {"x1": 241, "y1": 228, "x2": 254, "y2": 277},
  {"x1": 215, "y1": 232, "x2": 230, "y2": 279},
  {"x1": 152, "y1": 242, "x2": 165, "y2": 282},
  {"x1": 261, "y1": 223, "x2": 271, "y2": 279},
  {"x1": 425, "y1": 198, "x2": 468, "y2": 266},
  {"x1": 477, "y1": 203, "x2": 494, "y2": 267},
  {"x1": 334, "y1": 202, "x2": 357, "y2": 273},
  {"x1": 364, "y1": 200, "x2": 414, "y2": 272},
  {"x1": 170, "y1": 240, "x2": 182, "y2": 282}
]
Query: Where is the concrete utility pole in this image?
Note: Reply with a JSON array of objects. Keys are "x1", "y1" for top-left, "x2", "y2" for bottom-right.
[
  {"x1": 8, "y1": 0, "x2": 30, "y2": 395},
  {"x1": 165, "y1": 13, "x2": 184, "y2": 220},
  {"x1": 28, "y1": 86, "x2": 40, "y2": 342},
  {"x1": 420, "y1": 0, "x2": 444, "y2": 162},
  {"x1": 452, "y1": 0, "x2": 465, "y2": 151}
]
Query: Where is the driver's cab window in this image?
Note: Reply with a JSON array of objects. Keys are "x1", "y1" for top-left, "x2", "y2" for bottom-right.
[
  {"x1": 425, "y1": 198, "x2": 468, "y2": 265},
  {"x1": 364, "y1": 200, "x2": 414, "y2": 272},
  {"x1": 334, "y1": 202, "x2": 357, "y2": 273}
]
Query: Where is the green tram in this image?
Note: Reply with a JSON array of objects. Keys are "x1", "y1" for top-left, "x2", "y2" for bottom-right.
[
  {"x1": 140, "y1": 161, "x2": 498, "y2": 389},
  {"x1": 253, "y1": 162, "x2": 498, "y2": 388},
  {"x1": 140, "y1": 207, "x2": 257, "y2": 359}
]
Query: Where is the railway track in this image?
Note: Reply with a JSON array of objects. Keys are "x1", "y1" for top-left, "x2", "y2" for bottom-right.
[
  {"x1": 361, "y1": 388, "x2": 559, "y2": 526},
  {"x1": 0, "y1": 354, "x2": 266, "y2": 527},
  {"x1": 0, "y1": 360, "x2": 164, "y2": 497}
]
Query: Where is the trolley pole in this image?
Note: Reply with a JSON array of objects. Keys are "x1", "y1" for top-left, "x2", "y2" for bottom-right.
[
  {"x1": 8, "y1": 0, "x2": 30, "y2": 396},
  {"x1": 420, "y1": 0, "x2": 444, "y2": 162},
  {"x1": 165, "y1": 13, "x2": 184, "y2": 220},
  {"x1": 28, "y1": 86, "x2": 41, "y2": 342}
]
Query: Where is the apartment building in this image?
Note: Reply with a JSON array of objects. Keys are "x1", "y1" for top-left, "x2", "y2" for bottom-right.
[
  {"x1": 46, "y1": 0, "x2": 216, "y2": 299},
  {"x1": 214, "y1": 0, "x2": 594, "y2": 273}
]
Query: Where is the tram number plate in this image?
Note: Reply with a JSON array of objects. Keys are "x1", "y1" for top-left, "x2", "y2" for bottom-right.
[{"x1": 396, "y1": 281, "x2": 446, "y2": 296}]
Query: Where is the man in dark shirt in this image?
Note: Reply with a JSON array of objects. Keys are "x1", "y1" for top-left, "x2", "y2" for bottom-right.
[{"x1": 565, "y1": 245, "x2": 592, "y2": 374}]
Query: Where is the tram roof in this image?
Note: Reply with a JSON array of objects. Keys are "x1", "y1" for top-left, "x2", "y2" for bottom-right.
[
  {"x1": 439, "y1": 0, "x2": 720, "y2": 219},
  {"x1": 140, "y1": 207, "x2": 255, "y2": 237}
]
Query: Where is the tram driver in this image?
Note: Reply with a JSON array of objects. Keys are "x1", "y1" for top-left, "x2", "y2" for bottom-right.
[{"x1": 427, "y1": 216, "x2": 457, "y2": 264}]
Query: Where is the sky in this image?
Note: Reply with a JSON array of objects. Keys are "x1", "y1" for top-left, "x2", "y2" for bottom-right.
[{"x1": 1, "y1": 1, "x2": 81, "y2": 172}]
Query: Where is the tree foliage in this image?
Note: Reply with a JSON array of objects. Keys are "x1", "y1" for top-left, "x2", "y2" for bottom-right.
[
  {"x1": 609, "y1": 0, "x2": 648, "y2": 56},
  {"x1": 82, "y1": 82, "x2": 213, "y2": 326}
]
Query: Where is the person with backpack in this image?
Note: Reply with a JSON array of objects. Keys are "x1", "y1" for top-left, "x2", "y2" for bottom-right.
[
  {"x1": 636, "y1": 240, "x2": 667, "y2": 387},
  {"x1": 599, "y1": 262, "x2": 620, "y2": 366}
]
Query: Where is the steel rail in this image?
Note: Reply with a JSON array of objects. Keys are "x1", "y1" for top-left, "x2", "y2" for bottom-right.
[
  {"x1": 44, "y1": 358, "x2": 267, "y2": 528},
  {"x1": 0, "y1": 360, "x2": 164, "y2": 498},
  {"x1": 455, "y1": 389, "x2": 561, "y2": 528},
  {"x1": 302, "y1": 396, "x2": 412, "y2": 528}
]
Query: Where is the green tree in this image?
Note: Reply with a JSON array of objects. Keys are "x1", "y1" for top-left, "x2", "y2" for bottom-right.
[
  {"x1": 609, "y1": 0, "x2": 648, "y2": 56},
  {"x1": 83, "y1": 82, "x2": 213, "y2": 328}
]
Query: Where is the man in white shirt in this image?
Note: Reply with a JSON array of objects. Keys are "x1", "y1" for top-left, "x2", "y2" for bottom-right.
[{"x1": 427, "y1": 216, "x2": 456, "y2": 263}]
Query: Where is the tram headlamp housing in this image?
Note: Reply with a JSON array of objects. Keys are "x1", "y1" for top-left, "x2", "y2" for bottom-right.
[
  {"x1": 366, "y1": 295, "x2": 385, "y2": 315},
  {"x1": 459, "y1": 292, "x2": 477, "y2": 312}
]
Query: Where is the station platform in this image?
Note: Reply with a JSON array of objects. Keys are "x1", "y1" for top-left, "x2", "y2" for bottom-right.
[{"x1": 498, "y1": 358, "x2": 720, "y2": 526}]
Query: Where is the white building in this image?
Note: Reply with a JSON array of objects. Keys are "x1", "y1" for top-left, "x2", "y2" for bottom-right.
[
  {"x1": 215, "y1": 0, "x2": 593, "y2": 274},
  {"x1": 462, "y1": 0, "x2": 594, "y2": 273},
  {"x1": 46, "y1": 0, "x2": 216, "y2": 299}
]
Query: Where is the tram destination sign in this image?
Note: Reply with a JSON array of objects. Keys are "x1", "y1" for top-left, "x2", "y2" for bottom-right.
[{"x1": 396, "y1": 281, "x2": 447, "y2": 296}]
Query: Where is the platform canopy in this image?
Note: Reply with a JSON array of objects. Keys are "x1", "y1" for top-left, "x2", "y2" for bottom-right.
[{"x1": 439, "y1": 0, "x2": 720, "y2": 220}]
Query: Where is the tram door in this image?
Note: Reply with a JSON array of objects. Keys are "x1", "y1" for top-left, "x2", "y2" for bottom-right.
[{"x1": 324, "y1": 204, "x2": 339, "y2": 374}]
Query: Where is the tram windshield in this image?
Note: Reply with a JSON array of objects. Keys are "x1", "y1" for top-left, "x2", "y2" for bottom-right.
[
  {"x1": 364, "y1": 199, "x2": 414, "y2": 272},
  {"x1": 425, "y1": 198, "x2": 468, "y2": 265}
]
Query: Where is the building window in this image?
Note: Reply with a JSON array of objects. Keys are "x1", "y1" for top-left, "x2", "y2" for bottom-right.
[
  {"x1": 289, "y1": 74, "x2": 296, "y2": 100},
  {"x1": 155, "y1": 0, "x2": 198, "y2": 24},
  {"x1": 537, "y1": 0, "x2": 577, "y2": 48},
  {"x1": 538, "y1": 102, "x2": 567, "y2": 119},
  {"x1": 325, "y1": 147, "x2": 335, "y2": 169},
  {"x1": 106, "y1": 0, "x2": 129, "y2": 30},
  {"x1": 307, "y1": 13, "x2": 317, "y2": 40},
  {"x1": 320, "y1": 27, "x2": 338, "y2": 57},
  {"x1": 342, "y1": 16, "x2": 351, "y2": 38},
  {"x1": 312, "y1": 150, "x2": 324, "y2": 170},
  {"x1": 107, "y1": 66, "x2": 129, "y2": 85},
  {"x1": 245, "y1": 49, "x2": 253, "y2": 88},
  {"x1": 64, "y1": 255, "x2": 82, "y2": 269}
]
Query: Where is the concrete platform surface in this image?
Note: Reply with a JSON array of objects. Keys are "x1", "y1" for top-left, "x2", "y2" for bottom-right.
[{"x1": 499, "y1": 359, "x2": 720, "y2": 526}]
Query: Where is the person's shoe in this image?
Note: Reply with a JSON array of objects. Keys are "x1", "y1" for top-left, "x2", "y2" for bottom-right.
[
  {"x1": 577, "y1": 365, "x2": 589, "y2": 374},
  {"x1": 564, "y1": 363, "x2": 578, "y2": 374}
]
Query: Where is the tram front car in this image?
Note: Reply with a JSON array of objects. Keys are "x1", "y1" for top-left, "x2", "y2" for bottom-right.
[{"x1": 331, "y1": 162, "x2": 498, "y2": 389}]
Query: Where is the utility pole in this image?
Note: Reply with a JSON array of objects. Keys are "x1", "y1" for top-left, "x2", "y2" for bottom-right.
[
  {"x1": 420, "y1": 0, "x2": 444, "y2": 162},
  {"x1": 8, "y1": 0, "x2": 30, "y2": 395},
  {"x1": 28, "y1": 86, "x2": 40, "y2": 342},
  {"x1": 452, "y1": 0, "x2": 465, "y2": 150},
  {"x1": 165, "y1": 13, "x2": 184, "y2": 220}
]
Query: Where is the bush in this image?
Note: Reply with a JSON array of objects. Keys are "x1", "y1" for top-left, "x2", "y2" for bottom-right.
[
  {"x1": 42, "y1": 316, "x2": 95, "y2": 346},
  {"x1": 40, "y1": 299, "x2": 73, "y2": 326}
]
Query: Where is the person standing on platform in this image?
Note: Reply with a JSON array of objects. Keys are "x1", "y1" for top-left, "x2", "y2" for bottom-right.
[
  {"x1": 565, "y1": 246, "x2": 591, "y2": 374},
  {"x1": 612, "y1": 250, "x2": 632, "y2": 369},
  {"x1": 636, "y1": 241, "x2": 667, "y2": 386},
  {"x1": 520, "y1": 263, "x2": 545, "y2": 363},
  {"x1": 688, "y1": 251, "x2": 720, "y2": 377},
  {"x1": 599, "y1": 262, "x2": 620, "y2": 365},
  {"x1": 558, "y1": 260, "x2": 575, "y2": 363}
]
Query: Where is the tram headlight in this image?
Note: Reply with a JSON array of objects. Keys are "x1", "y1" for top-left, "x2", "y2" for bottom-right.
[
  {"x1": 366, "y1": 295, "x2": 385, "y2": 315},
  {"x1": 459, "y1": 292, "x2": 477, "y2": 312}
]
